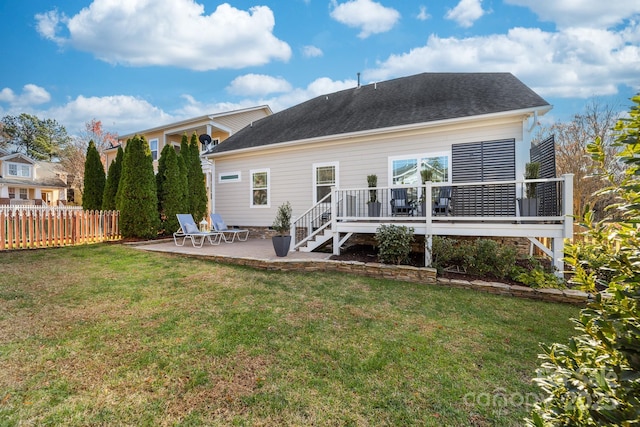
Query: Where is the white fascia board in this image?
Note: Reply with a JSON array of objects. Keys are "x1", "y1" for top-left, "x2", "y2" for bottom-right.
[{"x1": 205, "y1": 105, "x2": 552, "y2": 159}]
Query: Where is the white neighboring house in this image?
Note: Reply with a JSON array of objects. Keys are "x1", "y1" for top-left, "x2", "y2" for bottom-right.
[
  {"x1": 202, "y1": 72, "x2": 573, "y2": 273},
  {"x1": 0, "y1": 148, "x2": 68, "y2": 206}
]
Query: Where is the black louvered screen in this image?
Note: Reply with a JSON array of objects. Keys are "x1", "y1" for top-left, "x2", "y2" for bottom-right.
[
  {"x1": 452, "y1": 139, "x2": 516, "y2": 216},
  {"x1": 530, "y1": 135, "x2": 559, "y2": 216}
]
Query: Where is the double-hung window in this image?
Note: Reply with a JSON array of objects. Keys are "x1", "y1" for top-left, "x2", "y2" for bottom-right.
[
  {"x1": 149, "y1": 138, "x2": 158, "y2": 161},
  {"x1": 250, "y1": 169, "x2": 270, "y2": 207},
  {"x1": 314, "y1": 162, "x2": 338, "y2": 203},
  {"x1": 8, "y1": 163, "x2": 31, "y2": 178}
]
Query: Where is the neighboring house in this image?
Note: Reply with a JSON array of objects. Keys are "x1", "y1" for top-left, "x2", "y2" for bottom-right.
[
  {"x1": 0, "y1": 148, "x2": 68, "y2": 206},
  {"x1": 203, "y1": 72, "x2": 573, "y2": 273},
  {"x1": 104, "y1": 105, "x2": 271, "y2": 214}
]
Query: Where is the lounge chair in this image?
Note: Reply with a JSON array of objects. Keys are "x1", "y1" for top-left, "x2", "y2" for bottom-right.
[
  {"x1": 174, "y1": 214, "x2": 222, "y2": 247},
  {"x1": 210, "y1": 213, "x2": 250, "y2": 243}
]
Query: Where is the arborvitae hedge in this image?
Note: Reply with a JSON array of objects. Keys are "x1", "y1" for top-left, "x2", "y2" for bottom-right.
[
  {"x1": 116, "y1": 135, "x2": 158, "y2": 239},
  {"x1": 157, "y1": 143, "x2": 187, "y2": 234},
  {"x1": 188, "y1": 132, "x2": 208, "y2": 223},
  {"x1": 102, "y1": 145, "x2": 123, "y2": 211},
  {"x1": 82, "y1": 140, "x2": 106, "y2": 210}
]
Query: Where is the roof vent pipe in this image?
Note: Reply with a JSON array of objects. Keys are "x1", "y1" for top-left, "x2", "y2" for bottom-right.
[{"x1": 357, "y1": 72, "x2": 360, "y2": 88}]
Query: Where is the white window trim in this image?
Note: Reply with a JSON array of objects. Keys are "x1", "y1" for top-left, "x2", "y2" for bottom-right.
[
  {"x1": 149, "y1": 138, "x2": 159, "y2": 161},
  {"x1": 7, "y1": 162, "x2": 32, "y2": 178},
  {"x1": 388, "y1": 151, "x2": 451, "y2": 186},
  {"x1": 218, "y1": 171, "x2": 241, "y2": 183},
  {"x1": 250, "y1": 168, "x2": 270, "y2": 208},
  {"x1": 312, "y1": 162, "x2": 339, "y2": 204}
]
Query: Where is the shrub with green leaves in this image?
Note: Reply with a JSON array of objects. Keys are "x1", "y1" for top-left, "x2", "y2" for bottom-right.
[
  {"x1": 527, "y1": 94, "x2": 640, "y2": 426},
  {"x1": 375, "y1": 224, "x2": 414, "y2": 265}
]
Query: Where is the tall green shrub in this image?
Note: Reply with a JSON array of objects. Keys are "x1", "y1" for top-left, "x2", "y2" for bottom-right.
[
  {"x1": 157, "y1": 143, "x2": 187, "y2": 234},
  {"x1": 82, "y1": 140, "x2": 105, "y2": 210},
  {"x1": 116, "y1": 135, "x2": 159, "y2": 239},
  {"x1": 187, "y1": 132, "x2": 208, "y2": 222},
  {"x1": 527, "y1": 94, "x2": 640, "y2": 426},
  {"x1": 102, "y1": 146, "x2": 123, "y2": 210}
]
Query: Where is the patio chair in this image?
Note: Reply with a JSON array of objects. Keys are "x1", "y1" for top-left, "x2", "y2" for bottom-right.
[
  {"x1": 433, "y1": 186, "x2": 452, "y2": 216},
  {"x1": 174, "y1": 214, "x2": 222, "y2": 248},
  {"x1": 210, "y1": 213, "x2": 250, "y2": 243},
  {"x1": 390, "y1": 188, "x2": 416, "y2": 216}
]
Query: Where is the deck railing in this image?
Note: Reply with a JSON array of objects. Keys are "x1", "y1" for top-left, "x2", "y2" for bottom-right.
[{"x1": 0, "y1": 207, "x2": 121, "y2": 250}]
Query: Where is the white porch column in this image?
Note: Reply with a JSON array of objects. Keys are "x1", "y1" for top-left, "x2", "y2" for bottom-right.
[{"x1": 554, "y1": 173, "x2": 574, "y2": 277}]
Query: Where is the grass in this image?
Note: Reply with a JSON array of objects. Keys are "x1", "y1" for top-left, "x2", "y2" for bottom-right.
[{"x1": 0, "y1": 244, "x2": 579, "y2": 426}]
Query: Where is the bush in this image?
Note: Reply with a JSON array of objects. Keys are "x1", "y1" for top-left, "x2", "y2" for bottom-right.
[
  {"x1": 375, "y1": 225, "x2": 414, "y2": 265},
  {"x1": 272, "y1": 201, "x2": 292, "y2": 235},
  {"x1": 431, "y1": 237, "x2": 517, "y2": 280},
  {"x1": 527, "y1": 94, "x2": 640, "y2": 426}
]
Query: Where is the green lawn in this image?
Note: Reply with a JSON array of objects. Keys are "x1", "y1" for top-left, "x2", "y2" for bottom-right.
[{"x1": 0, "y1": 244, "x2": 579, "y2": 426}]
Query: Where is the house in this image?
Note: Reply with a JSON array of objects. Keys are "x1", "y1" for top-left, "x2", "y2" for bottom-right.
[
  {"x1": 0, "y1": 148, "x2": 68, "y2": 206},
  {"x1": 206, "y1": 73, "x2": 572, "y2": 272},
  {"x1": 104, "y1": 105, "x2": 272, "y2": 214}
]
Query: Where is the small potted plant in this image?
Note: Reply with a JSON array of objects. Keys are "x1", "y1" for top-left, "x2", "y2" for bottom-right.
[
  {"x1": 519, "y1": 161, "x2": 540, "y2": 216},
  {"x1": 367, "y1": 174, "x2": 381, "y2": 217},
  {"x1": 272, "y1": 201, "x2": 292, "y2": 257}
]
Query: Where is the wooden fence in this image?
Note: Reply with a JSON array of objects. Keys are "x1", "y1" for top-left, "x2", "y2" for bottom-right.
[{"x1": 0, "y1": 206, "x2": 120, "y2": 250}]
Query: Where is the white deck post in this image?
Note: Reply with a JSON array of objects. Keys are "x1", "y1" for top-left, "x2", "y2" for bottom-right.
[
  {"x1": 554, "y1": 173, "x2": 574, "y2": 276},
  {"x1": 424, "y1": 182, "x2": 433, "y2": 267},
  {"x1": 331, "y1": 187, "x2": 340, "y2": 255}
]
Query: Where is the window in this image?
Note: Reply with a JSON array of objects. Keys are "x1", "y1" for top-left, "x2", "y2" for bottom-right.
[
  {"x1": 218, "y1": 171, "x2": 241, "y2": 183},
  {"x1": 19, "y1": 188, "x2": 28, "y2": 200},
  {"x1": 391, "y1": 153, "x2": 449, "y2": 202},
  {"x1": 250, "y1": 169, "x2": 269, "y2": 207},
  {"x1": 391, "y1": 154, "x2": 449, "y2": 185},
  {"x1": 8, "y1": 187, "x2": 15, "y2": 199},
  {"x1": 314, "y1": 162, "x2": 338, "y2": 203},
  {"x1": 7, "y1": 163, "x2": 31, "y2": 178},
  {"x1": 149, "y1": 138, "x2": 158, "y2": 160}
]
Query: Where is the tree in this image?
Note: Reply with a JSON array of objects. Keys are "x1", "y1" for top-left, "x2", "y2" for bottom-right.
[
  {"x1": 82, "y1": 140, "x2": 106, "y2": 210},
  {"x1": 534, "y1": 99, "x2": 623, "y2": 221},
  {"x1": 0, "y1": 113, "x2": 70, "y2": 160},
  {"x1": 156, "y1": 144, "x2": 188, "y2": 234},
  {"x1": 117, "y1": 135, "x2": 158, "y2": 239},
  {"x1": 527, "y1": 94, "x2": 640, "y2": 426},
  {"x1": 102, "y1": 146, "x2": 123, "y2": 211},
  {"x1": 187, "y1": 132, "x2": 208, "y2": 222},
  {"x1": 58, "y1": 119, "x2": 118, "y2": 203}
]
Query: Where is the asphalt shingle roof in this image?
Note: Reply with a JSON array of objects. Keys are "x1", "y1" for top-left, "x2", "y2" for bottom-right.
[{"x1": 207, "y1": 72, "x2": 550, "y2": 155}]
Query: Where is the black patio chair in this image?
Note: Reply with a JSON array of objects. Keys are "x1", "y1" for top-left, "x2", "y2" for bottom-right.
[
  {"x1": 390, "y1": 188, "x2": 416, "y2": 216},
  {"x1": 433, "y1": 186, "x2": 452, "y2": 216}
]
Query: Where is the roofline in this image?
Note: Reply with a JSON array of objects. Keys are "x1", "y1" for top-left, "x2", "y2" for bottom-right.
[
  {"x1": 205, "y1": 105, "x2": 552, "y2": 159},
  {"x1": 117, "y1": 104, "x2": 272, "y2": 140},
  {"x1": 0, "y1": 153, "x2": 37, "y2": 164}
]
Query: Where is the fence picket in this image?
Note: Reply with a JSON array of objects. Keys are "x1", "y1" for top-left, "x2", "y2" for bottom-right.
[{"x1": 0, "y1": 207, "x2": 121, "y2": 250}]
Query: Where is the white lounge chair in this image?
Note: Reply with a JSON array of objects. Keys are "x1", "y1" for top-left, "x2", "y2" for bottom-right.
[
  {"x1": 210, "y1": 213, "x2": 249, "y2": 243},
  {"x1": 174, "y1": 214, "x2": 222, "y2": 247}
]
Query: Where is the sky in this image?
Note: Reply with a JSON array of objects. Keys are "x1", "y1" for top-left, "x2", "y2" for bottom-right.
[{"x1": 0, "y1": 0, "x2": 639, "y2": 137}]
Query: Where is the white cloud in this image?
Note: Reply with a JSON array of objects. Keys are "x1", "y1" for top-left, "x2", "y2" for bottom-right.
[
  {"x1": 364, "y1": 25, "x2": 640, "y2": 99},
  {"x1": 504, "y1": 0, "x2": 640, "y2": 29},
  {"x1": 35, "y1": 0, "x2": 291, "y2": 70},
  {"x1": 302, "y1": 45, "x2": 324, "y2": 58},
  {"x1": 330, "y1": 0, "x2": 400, "y2": 39},
  {"x1": 0, "y1": 84, "x2": 51, "y2": 107},
  {"x1": 227, "y1": 74, "x2": 293, "y2": 96},
  {"x1": 445, "y1": 0, "x2": 485, "y2": 28},
  {"x1": 417, "y1": 6, "x2": 430, "y2": 21}
]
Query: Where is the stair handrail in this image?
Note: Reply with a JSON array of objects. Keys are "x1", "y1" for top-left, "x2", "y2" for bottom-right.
[{"x1": 291, "y1": 192, "x2": 333, "y2": 250}]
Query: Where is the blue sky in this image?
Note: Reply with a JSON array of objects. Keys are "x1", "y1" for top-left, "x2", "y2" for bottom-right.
[{"x1": 1, "y1": 0, "x2": 638, "y2": 136}]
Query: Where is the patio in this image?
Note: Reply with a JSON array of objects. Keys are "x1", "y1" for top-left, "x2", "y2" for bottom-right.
[{"x1": 134, "y1": 237, "x2": 332, "y2": 262}]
